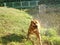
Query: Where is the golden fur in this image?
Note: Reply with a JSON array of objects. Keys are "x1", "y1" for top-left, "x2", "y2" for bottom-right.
[{"x1": 27, "y1": 19, "x2": 42, "y2": 45}]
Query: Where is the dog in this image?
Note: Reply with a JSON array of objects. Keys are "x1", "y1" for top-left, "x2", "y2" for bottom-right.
[{"x1": 27, "y1": 19, "x2": 42, "y2": 45}]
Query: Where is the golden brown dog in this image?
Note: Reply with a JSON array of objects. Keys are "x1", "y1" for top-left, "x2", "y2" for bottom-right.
[{"x1": 27, "y1": 19, "x2": 42, "y2": 45}]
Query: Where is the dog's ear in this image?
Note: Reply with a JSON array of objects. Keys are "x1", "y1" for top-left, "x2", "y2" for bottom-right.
[
  {"x1": 31, "y1": 19, "x2": 37, "y2": 21},
  {"x1": 31, "y1": 19, "x2": 34, "y2": 21},
  {"x1": 31, "y1": 19, "x2": 34, "y2": 23}
]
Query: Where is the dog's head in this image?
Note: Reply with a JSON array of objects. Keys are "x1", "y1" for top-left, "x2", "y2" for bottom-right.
[{"x1": 30, "y1": 19, "x2": 40, "y2": 28}]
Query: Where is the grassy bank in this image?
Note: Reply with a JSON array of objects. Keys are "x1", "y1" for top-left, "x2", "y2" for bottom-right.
[{"x1": 0, "y1": 7, "x2": 32, "y2": 45}]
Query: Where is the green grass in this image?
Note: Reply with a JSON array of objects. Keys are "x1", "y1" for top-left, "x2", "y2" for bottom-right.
[
  {"x1": 0, "y1": 7, "x2": 32, "y2": 45},
  {"x1": 0, "y1": 7, "x2": 60, "y2": 45}
]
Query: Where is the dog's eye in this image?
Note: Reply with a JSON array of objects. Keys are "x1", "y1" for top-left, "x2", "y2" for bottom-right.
[
  {"x1": 33, "y1": 23, "x2": 35, "y2": 24},
  {"x1": 33, "y1": 25, "x2": 37, "y2": 28}
]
